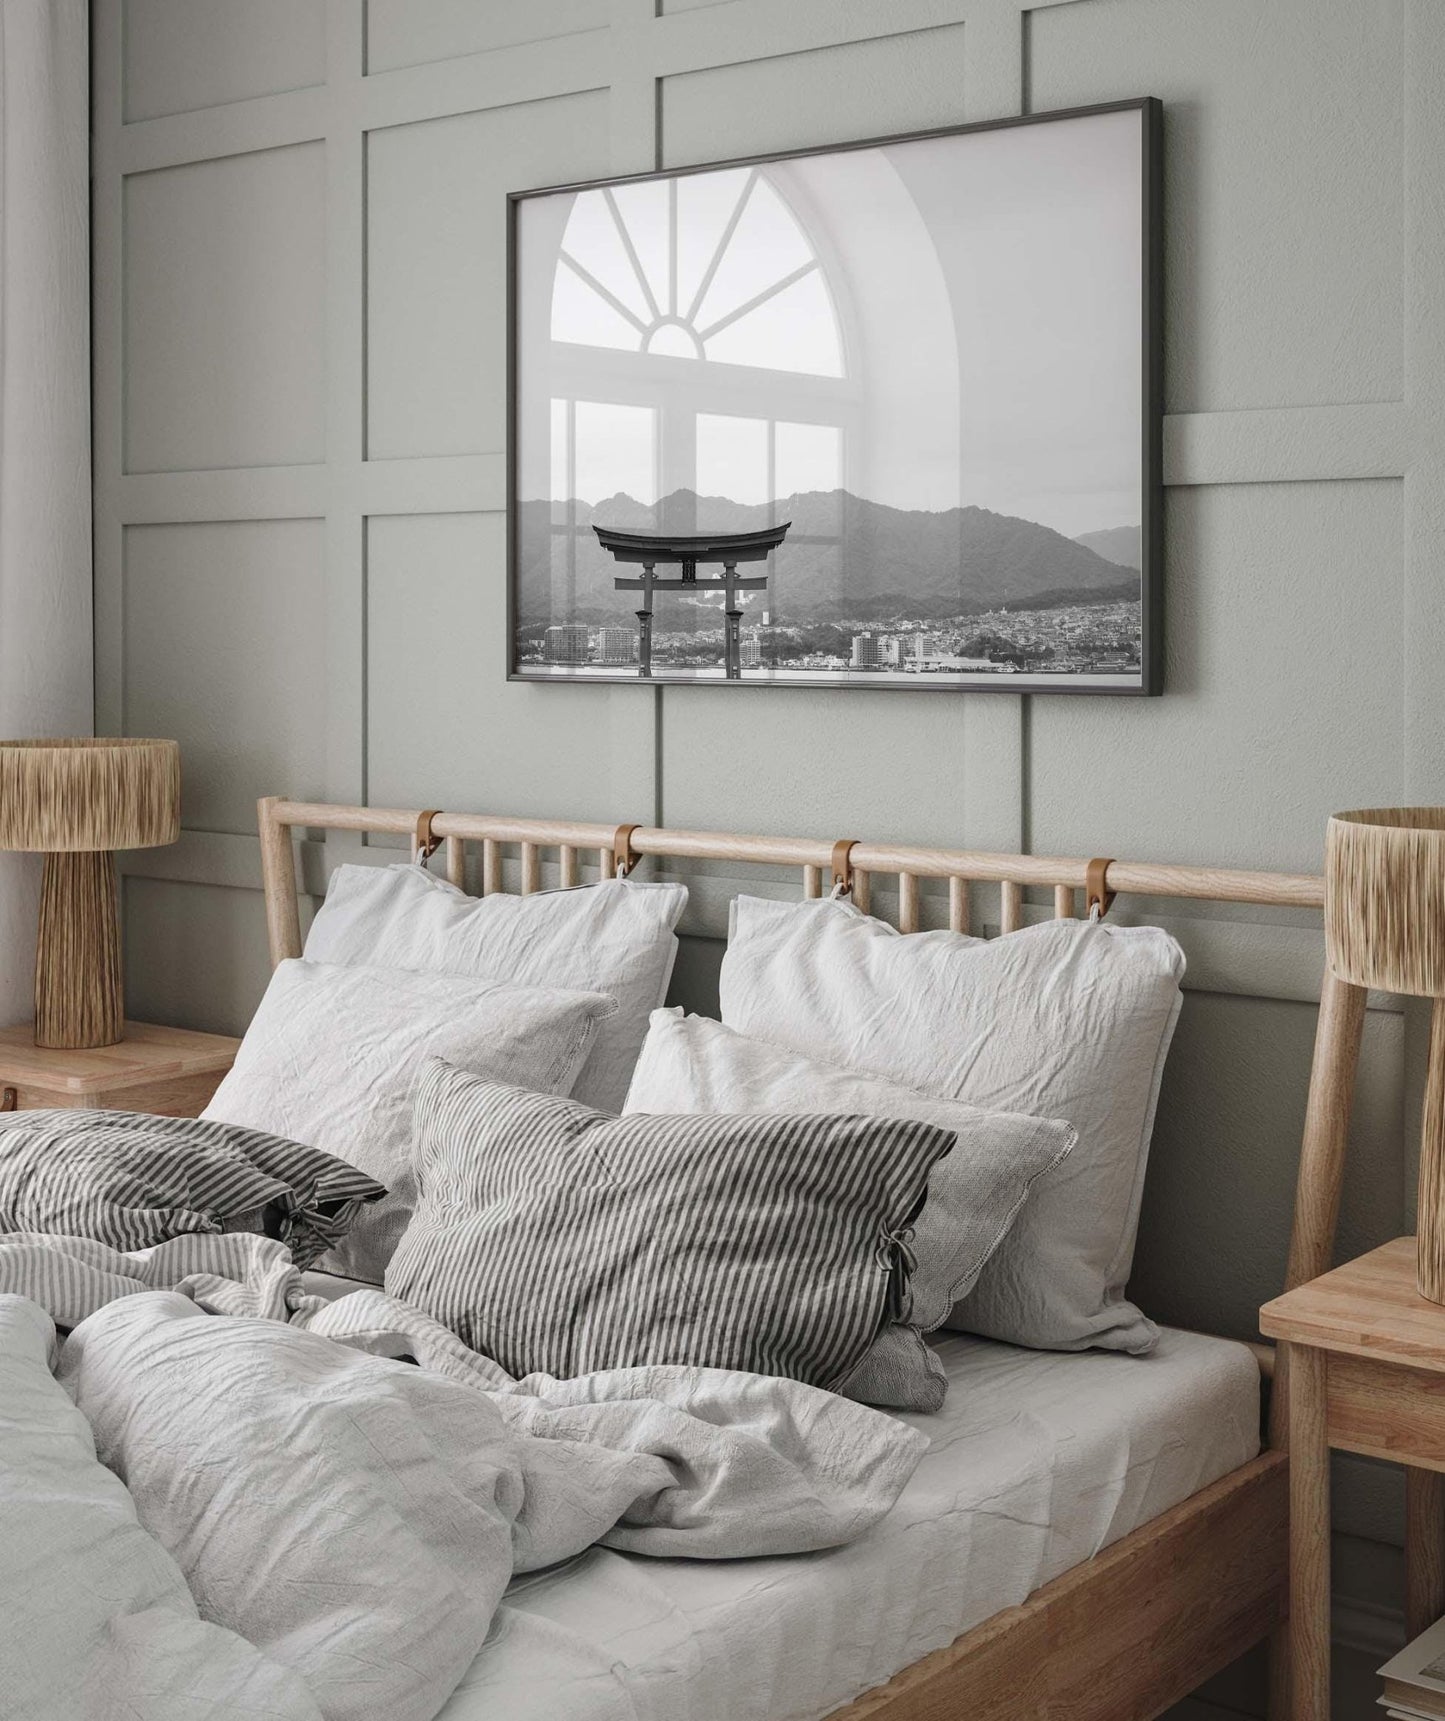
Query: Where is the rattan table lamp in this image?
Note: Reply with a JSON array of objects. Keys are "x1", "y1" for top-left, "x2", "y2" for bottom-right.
[
  {"x1": 0, "y1": 738, "x2": 180, "y2": 1049},
  {"x1": 1327, "y1": 808, "x2": 1445, "y2": 1302}
]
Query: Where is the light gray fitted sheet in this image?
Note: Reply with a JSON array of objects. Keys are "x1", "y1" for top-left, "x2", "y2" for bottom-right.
[{"x1": 300, "y1": 1270, "x2": 1261, "y2": 1721}]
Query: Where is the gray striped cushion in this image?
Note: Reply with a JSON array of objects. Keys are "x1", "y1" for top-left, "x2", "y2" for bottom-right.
[
  {"x1": 0, "y1": 1109, "x2": 386, "y2": 1271},
  {"x1": 386, "y1": 1058, "x2": 956, "y2": 1389}
]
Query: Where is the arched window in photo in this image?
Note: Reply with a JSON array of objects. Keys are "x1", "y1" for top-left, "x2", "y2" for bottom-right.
[{"x1": 541, "y1": 167, "x2": 854, "y2": 671}]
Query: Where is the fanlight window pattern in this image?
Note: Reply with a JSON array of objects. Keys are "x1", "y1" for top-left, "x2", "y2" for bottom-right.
[{"x1": 550, "y1": 167, "x2": 844, "y2": 378}]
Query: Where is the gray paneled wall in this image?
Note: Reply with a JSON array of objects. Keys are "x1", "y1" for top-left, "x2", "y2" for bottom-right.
[{"x1": 95, "y1": 0, "x2": 1439, "y2": 1693}]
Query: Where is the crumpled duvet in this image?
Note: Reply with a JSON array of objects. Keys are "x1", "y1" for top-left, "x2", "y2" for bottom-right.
[{"x1": 0, "y1": 1232, "x2": 927, "y2": 1721}]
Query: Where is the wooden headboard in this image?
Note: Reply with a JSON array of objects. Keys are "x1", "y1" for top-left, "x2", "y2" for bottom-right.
[{"x1": 255, "y1": 794, "x2": 1365, "y2": 1426}]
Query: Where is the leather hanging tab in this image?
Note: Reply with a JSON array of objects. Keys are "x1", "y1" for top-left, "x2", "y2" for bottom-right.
[
  {"x1": 414, "y1": 809, "x2": 443, "y2": 865},
  {"x1": 831, "y1": 838, "x2": 858, "y2": 896},
  {"x1": 613, "y1": 823, "x2": 641, "y2": 877},
  {"x1": 1085, "y1": 856, "x2": 1116, "y2": 920}
]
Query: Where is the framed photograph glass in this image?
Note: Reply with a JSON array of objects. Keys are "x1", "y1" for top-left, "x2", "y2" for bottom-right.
[{"x1": 508, "y1": 98, "x2": 1162, "y2": 695}]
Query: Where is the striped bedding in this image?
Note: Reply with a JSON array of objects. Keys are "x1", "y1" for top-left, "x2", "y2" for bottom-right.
[
  {"x1": 386, "y1": 1057, "x2": 956, "y2": 1388},
  {"x1": 0, "y1": 1109, "x2": 385, "y2": 1269}
]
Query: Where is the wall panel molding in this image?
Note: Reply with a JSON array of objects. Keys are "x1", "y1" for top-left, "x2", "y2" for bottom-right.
[
  {"x1": 361, "y1": 35, "x2": 610, "y2": 134},
  {"x1": 111, "y1": 406, "x2": 1408, "y2": 530},
  {"x1": 118, "y1": 87, "x2": 328, "y2": 174},
  {"x1": 1164, "y1": 402, "x2": 1410, "y2": 486},
  {"x1": 117, "y1": 465, "x2": 328, "y2": 524}
]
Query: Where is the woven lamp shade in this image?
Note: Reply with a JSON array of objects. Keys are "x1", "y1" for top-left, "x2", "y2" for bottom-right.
[
  {"x1": 0, "y1": 738, "x2": 180, "y2": 853},
  {"x1": 0, "y1": 738, "x2": 180, "y2": 1051},
  {"x1": 1328, "y1": 807, "x2": 1445, "y2": 1303},
  {"x1": 1326, "y1": 808, "x2": 1445, "y2": 996}
]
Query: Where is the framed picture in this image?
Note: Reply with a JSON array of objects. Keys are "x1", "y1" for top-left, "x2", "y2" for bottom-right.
[{"x1": 508, "y1": 98, "x2": 1162, "y2": 695}]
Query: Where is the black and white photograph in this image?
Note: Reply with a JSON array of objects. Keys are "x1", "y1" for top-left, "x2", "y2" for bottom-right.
[{"x1": 510, "y1": 102, "x2": 1159, "y2": 693}]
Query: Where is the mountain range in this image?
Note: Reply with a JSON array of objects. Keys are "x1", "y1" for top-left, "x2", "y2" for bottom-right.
[
  {"x1": 1073, "y1": 525, "x2": 1141, "y2": 570},
  {"x1": 518, "y1": 490, "x2": 1139, "y2": 627}
]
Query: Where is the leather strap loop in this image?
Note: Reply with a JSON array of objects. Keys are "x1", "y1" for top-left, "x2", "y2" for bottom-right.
[
  {"x1": 414, "y1": 809, "x2": 442, "y2": 865},
  {"x1": 1085, "y1": 856, "x2": 1116, "y2": 920},
  {"x1": 613, "y1": 823, "x2": 640, "y2": 878},
  {"x1": 831, "y1": 838, "x2": 858, "y2": 896}
]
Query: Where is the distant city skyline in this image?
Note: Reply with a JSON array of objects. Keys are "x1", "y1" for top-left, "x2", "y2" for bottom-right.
[{"x1": 526, "y1": 596, "x2": 1142, "y2": 684}]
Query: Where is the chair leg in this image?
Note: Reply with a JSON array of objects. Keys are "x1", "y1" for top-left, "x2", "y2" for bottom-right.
[{"x1": 1287, "y1": 1345, "x2": 1330, "y2": 1721}]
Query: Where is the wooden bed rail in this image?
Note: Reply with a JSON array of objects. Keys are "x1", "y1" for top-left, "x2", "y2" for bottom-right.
[{"x1": 258, "y1": 797, "x2": 1325, "y2": 958}]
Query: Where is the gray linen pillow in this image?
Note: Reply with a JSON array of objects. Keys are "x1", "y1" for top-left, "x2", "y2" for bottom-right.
[
  {"x1": 623, "y1": 1010, "x2": 1076, "y2": 1410},
  {"x1": 387, "y1": 1057, "x2": 956, "y2": 1391}
]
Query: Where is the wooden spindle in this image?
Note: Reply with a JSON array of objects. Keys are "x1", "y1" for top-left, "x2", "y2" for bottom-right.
[
  {"x1": 1054, "y1": 884, "x2": 1075, "y2": 919},
  {"x1": 1001, "y1": 879, "x2": 1024, "y2": 933},
  {"x1": 482, "y1": 839, "x2": 502, "y2": 896},
  {"x1": 599, "y1": 846, "x2": 616, "y2": 879},
  {"x1": 853, "y1": 867, "x2": 871, "y2": 914},
  {"x1": 803, "y1": 864, "x2": 822, "y2": 898},
  {"x1": 949, "y1": 875, "x2": 970, "y2": 935},
  {"x1": 521, "y1": 842, "x2": 541, "y2": 895},
  {"x1": 560, "y1": 845, "x2": 579, "y2": 888},
  {"x1": 898, "y1": 871, "x2": 920, "y2": 933},
  {"x1": 445, "y1": 834, "x2": 466, "y2": 890}
]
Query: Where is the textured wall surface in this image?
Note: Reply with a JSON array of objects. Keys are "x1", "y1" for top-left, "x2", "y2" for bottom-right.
[
  {"x1": 93, "y1": 1, "x2": 1442, "y2": 1704},
  {"x1": 0, "y1": 0, "x2": 93, "y2": 1023}
]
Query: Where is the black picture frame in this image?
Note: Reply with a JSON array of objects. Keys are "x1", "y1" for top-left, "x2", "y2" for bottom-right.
[{"x1": 507, "y1": 97, "x2": 1163, "y2": 697}]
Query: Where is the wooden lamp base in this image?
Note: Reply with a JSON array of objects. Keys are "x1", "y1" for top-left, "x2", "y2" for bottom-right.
[
  {"x1": 1418, "y1": 997, "x2": 1445, "y2": 1302},
  {"x1": 34, "y1": 850, "x2": 123, "y2": 1050}
]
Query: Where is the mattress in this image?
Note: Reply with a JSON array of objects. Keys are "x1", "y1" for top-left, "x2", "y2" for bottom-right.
[{"x1": 406, "y1": 1321, "x2": 1260, "y2": 1721}]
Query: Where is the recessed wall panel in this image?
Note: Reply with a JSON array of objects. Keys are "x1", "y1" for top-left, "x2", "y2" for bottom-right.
[
  {"x1": 1130, "y1": 991, "x2": 1404, "y2": 1339},
  {"x1": 124, "y1": 144, "x2": 326, "y2": 473},
  {"x1": 365, "y1": 512, "x2": 654, "y2": 816},
  {"x1": 122, "y1": 0, "x2": 326, "y2": 122},
  {"x1": 1031, "y1": 0, "x2": 1403, "y2": 415},
  {"x1": 1029, "y1": 479, "x2": 1404, "y2": 873},
  {"x1": 660, "y1": 25, "x2": 969, "y2": 167},
  {"x1": 123, "y1": 878, "x2": 283, "y2": 1036},
  {"x1": 366, "y1": 92, "x2": 609, "y2": 461},
  {"x1": 660, "y1": 686, "x2": 979, "y2": 848},
  {"x1": 122, "y1": 520, "x2": 327, "y2": 834},
  {"x1": 366, "y1": 0, "x2": 604, "y2": 74}
]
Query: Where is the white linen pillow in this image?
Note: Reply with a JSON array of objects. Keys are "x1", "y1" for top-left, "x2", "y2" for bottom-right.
[
  {"x1": 203, "y1": 959, "x2": 614, "y2": 1283},
  {"x1": 718, "y1": 896, "x2": 1185, "y2": 1355},
  {"x1": 303, "y1": 865, "x2": 687, "y2": 1113},
  {"x1": 623, "y1": 1009, "x2": 1076, "y2": 1411}
]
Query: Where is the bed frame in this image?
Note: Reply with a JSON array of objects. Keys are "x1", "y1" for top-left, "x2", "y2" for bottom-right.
[{"x1": 256, "y1": 796, "x2": 1360, "y2": 1721}]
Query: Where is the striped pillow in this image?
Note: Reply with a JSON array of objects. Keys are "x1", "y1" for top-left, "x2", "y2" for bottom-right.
[
  {"x1": 0, "y1": 1109, "x2": 385, "y2": 1271},
  {"x1": 386, "y1": 1058, "x2": 956, "y2": 1389}
]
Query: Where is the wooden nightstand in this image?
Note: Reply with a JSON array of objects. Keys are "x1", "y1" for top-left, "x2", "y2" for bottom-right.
[
  {"x1": 0, "y1": 1020, "x2": 241, "y2": 1118},
  {"x1": 1261, "y1": 1237, "x2": 1445, "y2": 1721}
]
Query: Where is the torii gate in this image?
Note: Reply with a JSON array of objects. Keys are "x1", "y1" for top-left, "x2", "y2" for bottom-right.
[{"x1": 592, "y1": 523, "x2": 792, "y2": 680}]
